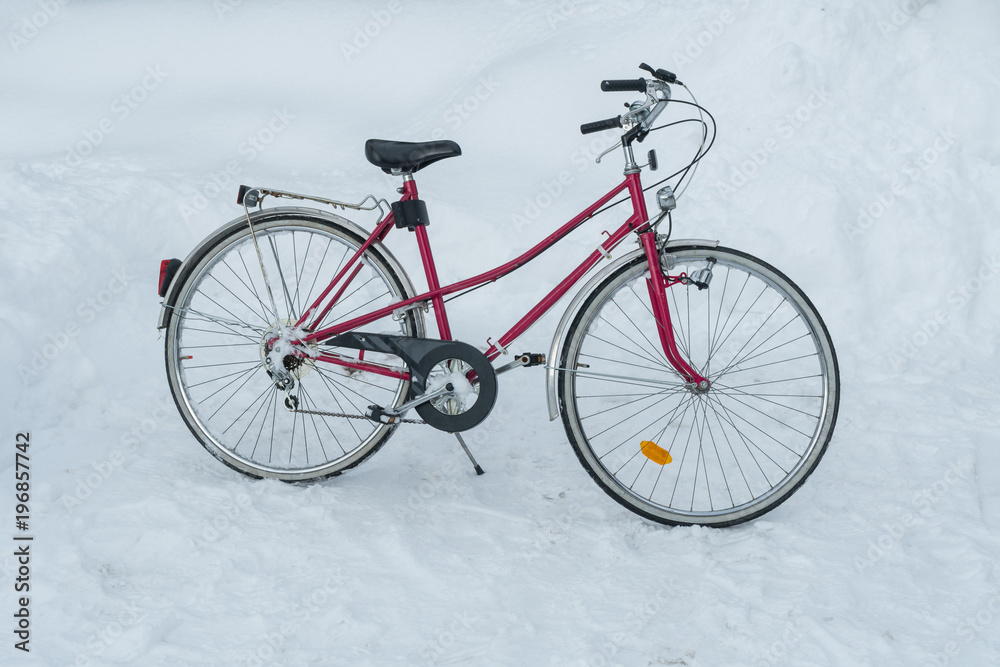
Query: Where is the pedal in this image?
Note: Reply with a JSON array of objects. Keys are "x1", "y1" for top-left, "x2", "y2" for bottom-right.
[
  {"x1": 515, "y1": 353, "x2": 546, "y2": 367},
  {"x1": 365, "y1": 404, "x2": 398, "y2": 424},
  {"x1": 496, "y1": 353, "x2": 546, "y2": 375}
]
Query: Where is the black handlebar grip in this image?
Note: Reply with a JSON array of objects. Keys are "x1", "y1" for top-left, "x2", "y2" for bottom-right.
[
  {"x1": 601, "y1": 78, "x2": 647, "y2": 93},
  {"x1": 580, "y1": 116, "x2": 623, "y2": 135}
]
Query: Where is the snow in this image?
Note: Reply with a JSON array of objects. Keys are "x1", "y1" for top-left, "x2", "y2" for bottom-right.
[{"x1": 2, "y1": 0, "x2": 999, "y2": 664}]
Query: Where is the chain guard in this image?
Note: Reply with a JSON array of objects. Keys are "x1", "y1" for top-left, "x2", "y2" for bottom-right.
[{"x1": 324, "y1": 332, "x2": 497, "y2": 432}]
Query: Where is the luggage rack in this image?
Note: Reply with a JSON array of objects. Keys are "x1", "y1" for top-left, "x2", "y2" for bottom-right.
[{"x1": 237, "y1": 184, "x2": 391, "y2": 222}]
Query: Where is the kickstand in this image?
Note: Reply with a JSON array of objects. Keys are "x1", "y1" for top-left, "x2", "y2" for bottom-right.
[{"x1": 452, "y1": 432, "x2": 484, "y2": 476}]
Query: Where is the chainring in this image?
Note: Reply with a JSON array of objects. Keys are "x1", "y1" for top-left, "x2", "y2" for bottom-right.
[{"x1": 324, "y1": 332, "x2": 498, "y2": 432}]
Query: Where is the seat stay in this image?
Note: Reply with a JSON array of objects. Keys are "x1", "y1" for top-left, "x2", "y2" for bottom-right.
[{"x1": 293, "y1": 214, "x2": 395, "y2": 331}]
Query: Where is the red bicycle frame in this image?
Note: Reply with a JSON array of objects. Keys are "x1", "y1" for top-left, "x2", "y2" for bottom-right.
[{"x1": 293, "y1": 171, "x2": 707, "y2": 386}]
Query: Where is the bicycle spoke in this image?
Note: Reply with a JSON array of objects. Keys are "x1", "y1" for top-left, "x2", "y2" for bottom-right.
[
  {"x1": 611, "y1": 294, "x2": 671, "y2": 367},
  {"x1": 267, "y1": 234, "x2": 296, "y2": 320},
  {"x1": 560, "y1": 366, "x2": 685, "y2": 391},
  {"x1": 712, "y1": 308, "x2": 796, "y2": 380},
  {"x1": 206, "y1": 271, "x2": 271, "y2": 328},
  {"x1": 193, "y1": 363, "x2": 259, "y2": 406},
  {"x1": 708, "y1": 391, "x2": 800, "y2": 460},
  {"x1": 596, "y1": 392, "x2": 695, "y2": 462},
  {"x1": 666, "y1": 283, "x2": 692, "y2": 360},
  {"x1": 718, "y1": 351, "x2": 817, "y2": 377},
  {"x1": 298, "y1": 381, "x2": 346, "y2": 456},
  {"x1": 712, "y1": 380, "x2": 821, "y2": 420},
  {"x1": 249, "y1": 387, "x2": 278, "y2": 460},
  {"x1": 595, "y1": 316, "x2": 673, "y2": 370},
  {"x1": 667, "y1": 398, "x2": 701, "y2": 506},
  {"x1": 230, "y1": 250, "x2": 274, "y2": 324},
  {"x1": 579, "y1": 352, "x2": 674, "y2": 374},
  {"x1": 182, "y1": 342, "x2": 258, "y2": 349},
  {"x1": 220, "y1": 256, "x2": 272, "y2": 325},
  {"x1": 714, "y1": 390, "x2": 815, "y2": 441},
  {"x1": 702, "y1": 401, "x2": 735, "y2": 507},
  {"x1": 704, "y1": 391, "x2": 785, "y2": 483},
  {"x1": 711, "y1": 281, "x2": 768, "y2": 361},
  {"x1": 303, "y1": 237, "x2": 335, "y2": 313},
  {"x1": 227, "y1": 379, "x2": 277, "y2": 439},
  {"x1": 205, "y1": 365, "x2": 264, "y2": 421},
  {"x1": 626, "y1": 282, "x2": 670, "y2": 366},
  {"x1": 709, "y1": 271, "x2": 750, "y2": 358},
  {"x1": 184, "y1": 359, "x2": 260, "y2": 371},
  {"x1": 579, "y1": 385, "x2": 687, "y2": 422}
]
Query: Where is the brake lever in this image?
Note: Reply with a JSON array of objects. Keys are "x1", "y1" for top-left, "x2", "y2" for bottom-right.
[
  {"x1": 639, "y1": 62, "x2": 681, "y2": 85},
  {"x1": 595, "y1": 140, "x2": 621, "y2": 164}
]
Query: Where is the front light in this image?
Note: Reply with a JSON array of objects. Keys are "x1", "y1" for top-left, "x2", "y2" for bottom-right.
[{"x1": 656, "y1": 185, "x2": 676, "y2": 212}]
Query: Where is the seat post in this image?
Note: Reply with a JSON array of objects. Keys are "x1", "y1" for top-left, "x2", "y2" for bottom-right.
[
  {"x1": 400, "y1": 174, "x2": 453, "y2": 340},
  {"x1": 400, "y1": 172, "x2": 417, "y2": 196}
]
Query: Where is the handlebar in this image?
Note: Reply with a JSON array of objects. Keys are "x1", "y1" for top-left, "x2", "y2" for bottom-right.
[
  {"x1": 581, "y1": 63, "x2": 678, "y2": 138},
  {"x1": 580, "y1": 116, "x2": 623, "y2": 135},
  {"x1": 600, "y1": 78, "x2": 647, "y2": 93}
]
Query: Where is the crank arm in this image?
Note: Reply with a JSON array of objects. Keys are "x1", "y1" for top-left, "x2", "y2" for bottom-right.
[{"x1": 383, "y1": 381, "x2": 455, "y2": 417}]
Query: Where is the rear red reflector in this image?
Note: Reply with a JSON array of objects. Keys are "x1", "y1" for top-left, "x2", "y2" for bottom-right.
[{"x1": 159, "y1": 258, "x2": 182, "y2": 297}]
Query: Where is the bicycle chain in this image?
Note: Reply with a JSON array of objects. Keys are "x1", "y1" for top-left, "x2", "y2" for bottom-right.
[{"x1": 291, "y1": 406, "x2": 426, "y2": 425}]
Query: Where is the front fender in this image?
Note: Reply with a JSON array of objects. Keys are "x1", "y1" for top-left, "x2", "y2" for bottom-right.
[{"x1": 544, "y1": 238, "x2": 719, "y2": 421}]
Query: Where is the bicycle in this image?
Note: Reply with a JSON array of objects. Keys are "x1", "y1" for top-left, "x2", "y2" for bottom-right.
[{"x1": 156, "y1": 63, "x2": 840, "y2": 527}]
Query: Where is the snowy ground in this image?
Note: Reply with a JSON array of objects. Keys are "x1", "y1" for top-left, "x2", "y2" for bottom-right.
[{"x1": 2, "y1": 0, "x2": 999, "y2": 665}]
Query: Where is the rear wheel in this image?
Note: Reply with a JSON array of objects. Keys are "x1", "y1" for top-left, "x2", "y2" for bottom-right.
[
  {"x1": 164, "y1": 213, "x2": 419, "y2": 481},
  {"x1": 558, "y1": 246, "x2": 839, "y2": 526}
]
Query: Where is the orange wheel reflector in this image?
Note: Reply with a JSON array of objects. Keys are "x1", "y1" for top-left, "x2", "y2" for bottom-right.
[{"x1": 640, "y1": 441, "x2": 672, "y2": 465}]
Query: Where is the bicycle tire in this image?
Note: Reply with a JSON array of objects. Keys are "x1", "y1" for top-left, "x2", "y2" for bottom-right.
[
  {"x1": 558, "y1": 245, "x2": 839, "y2": 526},
  {"x1": 164, "y1": 211, "x2": 419, "y2": 482}
]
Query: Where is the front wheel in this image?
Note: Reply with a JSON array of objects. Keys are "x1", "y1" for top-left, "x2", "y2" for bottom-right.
[{"x1": 558, "y1": 246, "x2": 839, "y2": 527}]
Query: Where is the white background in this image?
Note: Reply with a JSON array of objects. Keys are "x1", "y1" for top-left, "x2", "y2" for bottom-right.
[{"x1": 1, "y1": 0, "x2": 999, "y2": 665}]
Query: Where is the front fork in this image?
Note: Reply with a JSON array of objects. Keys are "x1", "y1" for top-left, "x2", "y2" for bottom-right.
[{"x1": 639, "y1": 231, "x2": 710, "y2": 391}]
